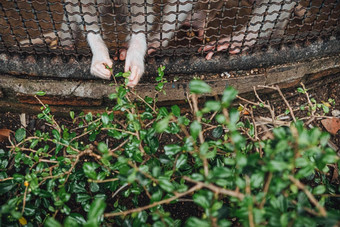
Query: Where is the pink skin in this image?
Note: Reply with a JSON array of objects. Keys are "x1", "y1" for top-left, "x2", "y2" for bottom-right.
[
  {"x1": 21, "y1": 0, "x2": 304, "y2": 85},
  {"x1": 199, "y1": 36, "x2": 243, "y2": 60},
  {"x1": 199, "y1": 0, "x2": 297, "y2": 60}
]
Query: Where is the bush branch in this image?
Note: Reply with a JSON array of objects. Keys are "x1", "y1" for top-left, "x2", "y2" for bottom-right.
[
  {"x1": 288, "y1": 176, "x2": 327, "y2": 217},
  {"x1": 104, "y1": 184, "x2": 202, "y2": 218}
]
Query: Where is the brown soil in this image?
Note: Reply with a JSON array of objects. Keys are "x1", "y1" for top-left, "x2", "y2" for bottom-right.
[{"x1": 0, "y1": 73, "x2": 339, "y2": 222}]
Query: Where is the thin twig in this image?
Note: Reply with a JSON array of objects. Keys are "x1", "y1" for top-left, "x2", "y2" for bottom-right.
[
  {"x1": 112, "y1": 183, "x2": 129, "y2": 199},
  {"x1": 253, "y1": 87, "x2": 277, "y2": 126},
  {"x1": 183, "y1": 177, "x2": 245, "y2": 200},
  {"x1": 290, "y1": 199, "x2": 319, "y2": 216},
  {"x1": 21, "y1": 182, "x2": 29, "y2": 214},
  {"x1": 288, "y1": 175, "x2": 327, "y2": 217},
  {"x1": 132, "y1": 91, "x2": 158, "y2": 114},
  {"x1": 90, "y1": 178, "x2": 119, "y2": 183},
  {"x1": 191, "y1": 94, "x2": 204, "y2": 144},
  {"x1": 34, "y1": 95, "x2": 61, "y2": 133},
  {"x1": 105, "y1": 184, "x2": 202, "y2": 217},
  {"x1": 191, "y1": 94, "x2": 208, "y2": 177},
  {"x1": 245, "y1": 176, "x2": 255, "y2": 227},
  {"x1": 275, "y1": 85, "x2": 296, "y2": 122},
  {"x1": 109, "y1": 139, "x2": 129, "y2": 154},
  {"x1": 0, "y1": 177, "x2": 14, "y2": 182},
  {"x1": 300, "y1": 83, "x2": 317, "y2": 125},
  {"x1": 259, "y1": 172, "x2": 273, "y2": 208}
]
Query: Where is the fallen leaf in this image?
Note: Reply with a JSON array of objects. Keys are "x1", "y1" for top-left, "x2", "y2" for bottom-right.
[
  {"x1": 19, "y1": 216, "x2": 27, "y2": 225},
  {"x1": 0, "y1": 129, "x2": 12, "y2": 142},
  {"x1": 321, "y1": 118, "x2": 340, "y2": 135},
  {"x1": 321, "y1": 101, "x2": 331, "y2": 107}
]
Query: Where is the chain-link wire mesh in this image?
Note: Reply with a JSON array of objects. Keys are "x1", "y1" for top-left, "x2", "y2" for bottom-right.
[{"x1": 0, "y1": 0, "x2": 339, "y2": 77}]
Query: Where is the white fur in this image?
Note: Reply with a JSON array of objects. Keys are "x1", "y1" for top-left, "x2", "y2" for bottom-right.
[
  {"x1": 62, "y1": 0, "x2": 193, "y2": 86},
  {"x1": 20, "y1": 0, "x2": 193, "y2": 86}
]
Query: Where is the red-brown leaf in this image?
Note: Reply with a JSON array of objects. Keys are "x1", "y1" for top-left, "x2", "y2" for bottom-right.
[
  {"x1": 0, "y1": 129, "x2": 12, "y2": 142},
  {"x1": 321, "y1": 118, "x2": 340, "y2": 135}
]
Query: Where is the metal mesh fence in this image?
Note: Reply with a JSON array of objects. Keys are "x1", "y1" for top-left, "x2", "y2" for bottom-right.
[{"x1": 0, "y1": 0, "x2": 339, "y2": 75}]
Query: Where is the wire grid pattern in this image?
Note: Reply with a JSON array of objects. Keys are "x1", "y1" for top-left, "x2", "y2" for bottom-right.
[{"x1": 0, "y1": 0, "x2": 339, "y2": 59}]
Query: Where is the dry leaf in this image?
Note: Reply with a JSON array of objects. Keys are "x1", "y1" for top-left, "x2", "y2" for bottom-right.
[
  {"x1": 321, "y1": 118, "x2": 340, "y2": 135},
  {"x1": 0, "y1": 129, "x2": 12, "y2": 142}
]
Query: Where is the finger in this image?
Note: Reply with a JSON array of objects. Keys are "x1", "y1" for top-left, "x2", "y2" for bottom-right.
[
  {"x1": 198, "y1": 29, "x2": 204, "y2": 39},
  {"x1": 106, "y1": 60, "x2": 113, "y2": 69},
  {"x1": 127, "y1": 66, "x2": 141, "y2": 87},
  {"x1": 120, "y1": 49, "x2": 127, "y2": 61},
  {"x1": 229, "y1": 44, "x2": 241, "y2": 54},
  {"x1": 129, "y1": 66, "x2": 139, "y2": 82},
  {"x1": 148, "y1": 47, "x2": 156, "y2": 55},
  {"x1": 205, "y1": 51, "x2": 214, "y2": 60},
  {"x1": 202, "y1": 43, "x2": 216, "y2": 52},
  {"x1": 217, "y1": 43, "x2": 230, "y2": 52},
  {"x1": 97, "y1": 66, "x2": 111, "y2": 79}
]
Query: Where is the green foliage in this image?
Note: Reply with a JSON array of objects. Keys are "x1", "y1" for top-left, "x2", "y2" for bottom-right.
[
  {"x1": 297, "y1": 86, "x2": 335, "y2": 115},
  {"x1": 0, "y1": 68, "x2": 339, "y2": 226}
]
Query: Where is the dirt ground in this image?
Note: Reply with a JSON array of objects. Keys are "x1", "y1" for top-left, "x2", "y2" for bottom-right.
[
  {"x1": 0, "y1": 73, "x2": 339, "y2": 221},
  {"x1": 1, "y1": 72, "x2": 339, "y2": 151}
]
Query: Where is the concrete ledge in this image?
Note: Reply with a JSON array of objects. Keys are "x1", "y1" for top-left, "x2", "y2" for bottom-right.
[
  {"x1": 1, "y1": 38, "x2": 340, "y2": 80},
  {"x1": 1, "y1": 53, "x2": 339, "y2": 114}
]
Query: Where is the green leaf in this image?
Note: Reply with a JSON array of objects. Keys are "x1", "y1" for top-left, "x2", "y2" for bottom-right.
[
  {"x1": 313, "y1": 185, "x2": 326, "y2": 195},
  {"x1": 97, "y1": 142, "x2": 108, "y2": 154},
  {"x1": 155, "y1": 116, "x2": 170, "y2": 133},
  {"x1": 297, "y1": 87, "x2": 305, "y2": 93},
  {"x1": 322, "y1": 105, "x2": 329, "y2": 113},
  {"x1": 204, "y1": 101, "x2": 221, "y2": 112},
  {"x1": 64, "y1": 217, "x2": 79, "y2": 227},
  {"x1": 36, "y1": 91, "x2": 46, "y2": 96},
  {"x1": 101, "y1": 112, "x2": 110, "y2": 125},
  {"x1": 0, "y1": 182, "x2": 16, "y2": 195},
  {"x1": 24, "y1": 205, "x2": 36, "y2": 216},
  {"x1": 190, "y1": 121, "x2": 201, "y2": 140},
  {"x1": 15, "y1": 128, "x2": 26, "y2": 142},
  {"x1": 13, "y1": 173, "x2": 25, "y2": 182},
  {"x1": 151, "y1": 189, "x2": 163, "y2": 202},
  {"x1": 186, "y1": 217, "x2": 210, "y2": 227},
  {"x1": 193, "y1": 191, "x2": 212, "y2": 209},
  {"x1": 164, "y1": 144, "x2": 181, "y2": 156},
  {"x1": 59, "y1": 187, "x2": 71, "y2": 202},
  {"x1": 322, "y1": 154, "x2": 337, "y2": 164},
  {"x1": 218, "y1": 219, "x2": 232, "y2": 227},
  {"x1": 199, "y1": 142, "x2": 209, "y2": 156},
  {"x1": 159, "y1": 179, "x2": 175, "y2": 193},
  {"x1": 176, "y1": 154, "x2": 187, "y2": 169},
  {"x1": 136, "y1": 211, "x2": 148, "y2": 224},
  {"x1": 269, "y1": 160, "x2": 289, "y2": 172},
  {"x1": 189, "y1": 80, "x2": 211, "y2": 94},
  {"x1": 83, "y1": 162, "x2": 99, "y2": 179},
  {"x1": 108, "y1": 93, "x2": 117, "y2": 100},
  {"x1": 221, "y1": 86, "x2": 237, "y2": 107},
  {"x1": 44, "y1": 217, "x2": 62, "y2": 227},
  {"x1": 70, "y1": 111, "x2": 75, "y2": 120},
  {"x1": 87, "y1": 198, "x2": 106, "y2": 223},
  {"x1": 212, "y1": 126, "x2": 223, "y2": 138},
  {"x1": 229, "y1": 108, "x2": 240, "y2": 129},
  {"x1": 171, "y1": 105, "x2": 181, "y2": 117},
  {"x1": 250, "y1": 172, "x2": 264, "y2": 188},
  {"x1": 159, "y1": 107, "x2": 169, "y2": 117},
  {"x1": 76, "y1": 194, "x2": 91, "y2": 203},
  {"x1": 85, "y1": 112, "x2": 93, "y2": 122},
  {"x1": 212, "y1": 167, "x2": 232, "y2": 178}
]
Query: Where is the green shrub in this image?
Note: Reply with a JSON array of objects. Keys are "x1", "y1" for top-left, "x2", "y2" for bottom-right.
[{"x1": 0, "y1": 68, "x2": 339, "y2": 226}]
